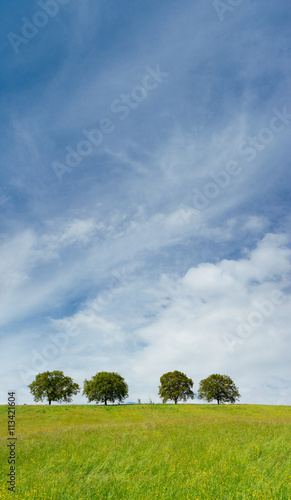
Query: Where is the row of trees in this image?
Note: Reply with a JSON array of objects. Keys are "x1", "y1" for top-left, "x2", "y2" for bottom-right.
[{"x1": 28, "y1": 370, "x2": 240, "y2": 406}]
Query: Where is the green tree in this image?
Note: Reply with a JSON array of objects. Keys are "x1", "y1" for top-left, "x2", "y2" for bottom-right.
[
  {"x1": 158, "y1": 370, "x2": 194, "y2": 404},
  {"x1": 83, "y1": 372, "x2": 129, "y2": 405},
  {"x1": 28, "y1": 371, "x2": 80, "y2": 405},
  {"x1": 198, "y1": 374, "x2": 240, "y2": 405}
]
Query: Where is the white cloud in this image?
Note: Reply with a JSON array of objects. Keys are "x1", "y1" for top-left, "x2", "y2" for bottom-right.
[
  {"x1": 1, "y1": 0, "x2": 290, "y2": 408},
  {"x1": 3, "y1": 231, "x2": 289, "y2": 405}
]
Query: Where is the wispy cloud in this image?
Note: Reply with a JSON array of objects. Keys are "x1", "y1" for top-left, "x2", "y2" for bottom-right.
[{"x1": 0, "y1": 0, "x2": 290, "y2": 404}]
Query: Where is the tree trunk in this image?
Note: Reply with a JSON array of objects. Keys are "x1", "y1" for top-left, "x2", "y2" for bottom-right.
[
  {"x1": 104, "y1": 399, "x2": 107, "y2": 406},
  {"x1": 217, "y1": 400, "x2": 220, "y2": 405},
  {"x1": 49, "y1": 400, "x2": 51, "y2": 405}
]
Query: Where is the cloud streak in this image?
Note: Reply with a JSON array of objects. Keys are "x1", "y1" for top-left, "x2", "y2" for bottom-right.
[{"x1": 0, "y1": 0, "x2": 290, "y2": 405}]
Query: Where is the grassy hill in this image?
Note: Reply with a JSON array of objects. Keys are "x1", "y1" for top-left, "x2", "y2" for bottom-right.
[{"x1": 0, "y1": 404, "x2": 290, "y2": 499}]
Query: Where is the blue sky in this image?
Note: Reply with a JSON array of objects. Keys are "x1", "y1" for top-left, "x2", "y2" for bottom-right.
[{"x1": 0, "y1": 0, "x2": 290, "y2": 404}]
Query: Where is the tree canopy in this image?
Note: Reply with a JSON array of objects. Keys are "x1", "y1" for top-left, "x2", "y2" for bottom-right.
[
  {"x1": 158, "y1": 370, "x2": 194, "y2": 404},
  {"x1": 28, "y1": 371, "x2": 80, "y2": 405},
  {"x1": 83, "y1": 371, "x2": 129, "y2": 405},
  {"x1": 198, "y1": 374, "x2": 240, "y2": 405}
]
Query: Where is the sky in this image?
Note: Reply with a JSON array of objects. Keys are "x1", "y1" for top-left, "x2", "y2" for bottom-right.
[{"x1": 0, "y1": 0, "x2": 290, "y2": 405}]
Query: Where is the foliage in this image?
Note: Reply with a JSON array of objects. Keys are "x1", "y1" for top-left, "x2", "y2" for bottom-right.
[
  {"x1": 83, "y1": 371, "x2": 129, "y2": 405},
  {"x1": 28, "y1": 371, "x2": 80, "y2": 405},
  {"x1": 158, "y1": 370, "x2": 194, "y2": 404},
  {"x1": 198, "y1": 374, "x2": 240, "y2": 404}
]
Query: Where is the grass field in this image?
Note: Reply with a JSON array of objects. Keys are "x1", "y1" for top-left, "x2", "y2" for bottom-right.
[{"x1": 0, "y1": 404, "x2": 290, "y2": 499}]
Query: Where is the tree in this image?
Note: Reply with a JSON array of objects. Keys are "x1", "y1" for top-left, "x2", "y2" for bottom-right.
[
  {"x1": 198, "y1": 374, "x2": 240, "y2": 405},
  {"x1": 83, "y1": 372, "x2": 129, "y2": 405},
  {"x1": 158, "y1": 370, "x2": 194, "y2": 404},
  {"x1": 28, "y1": 371, "x2": 80, "y2": 405}
]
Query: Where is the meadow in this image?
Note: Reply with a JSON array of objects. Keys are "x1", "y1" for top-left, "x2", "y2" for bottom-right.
[{"x1": 0, "y1": 404, "x2": 290, "y2": 499}]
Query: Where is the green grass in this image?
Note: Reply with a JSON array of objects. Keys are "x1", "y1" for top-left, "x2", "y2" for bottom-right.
[{"x1": 0, "y1": 404, "x2": 290, "y2": 499}]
